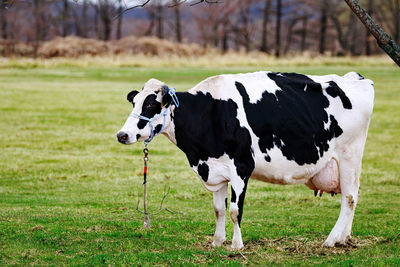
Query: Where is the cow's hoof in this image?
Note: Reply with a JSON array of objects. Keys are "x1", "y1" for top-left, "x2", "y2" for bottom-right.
[
  {"x1": 323, "y1": 234, "x2": 351, "y2": 248},
  {"x1": 212, "y1": 237, "x2": 225, "y2": 247},
  {"x1": 322, "y1": 240, "x2": 335, "y2": 248},
  {"x1": 231, "y1": 239, "x2": 244, "y2": 250}
]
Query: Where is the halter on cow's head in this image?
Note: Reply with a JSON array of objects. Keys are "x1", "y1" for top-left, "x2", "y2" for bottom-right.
[{"x1": 117, "y1": 79, "x2": 179, "y2": 146}]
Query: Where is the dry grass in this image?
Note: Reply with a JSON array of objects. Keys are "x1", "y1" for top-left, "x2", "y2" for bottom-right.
[
  {"x1": 0, "y1": 39, "x2": 35, "y2": 57},
  {"x1": 38, "y1": 36, "x2": 109, "y2": 58},
  {"x1": 1, "y1": 36, "x2": 208, "y2": 58},
  {"x1": 0, "y1": 36, "x2": 395, "y2": 68},
  {"x1": 111, "y1": 36, "x2": 207, "y2": 57}
]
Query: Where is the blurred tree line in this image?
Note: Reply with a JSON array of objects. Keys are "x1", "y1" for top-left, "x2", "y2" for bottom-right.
[{"x1": 0, "y1": 0, "x2": 399, "y2": 56}]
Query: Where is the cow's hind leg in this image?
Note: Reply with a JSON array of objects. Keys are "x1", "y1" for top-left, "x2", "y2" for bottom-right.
[
  {"x1": 323, "y1": 155, "x2": 362, "y2": 247},
  {"x1": 212, "y1": 183, "x2": 228, "y2": 247},
  {"x1": 229, "y1": 177, "x2": 249, "y2": 249}
]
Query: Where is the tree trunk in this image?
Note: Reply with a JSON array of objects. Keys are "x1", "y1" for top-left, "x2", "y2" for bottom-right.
[
  {"x1": 100, "y1": 4, "x2": 111, "y2": 41},
  {"x1": 144, "y1": 9, "x2": 155, "y2": 36},
  {"x1": 344, "y1": 0, "x2": 400, "y2": 67},
  {"x1": 319, "y1": 0, "x2": 328, "y2": 54},
  {"x1": 81, "y1": 0, "x2": 88, "y2": 38},
  {"x1": 275, "y1": 0, "x2": 281, "y2": 57},
  {"x1": 222, "y1": 21, "x2": 229, "y2": 52},
  {"x1": 284, "y1": 18, "x2": 299, "y2": 54},
  {"x1": 0, "y1": 0, "x2": 7, "y2": 40},
  {"x1": 156, "y1": 4, "x2": 163, "y2": 39},
  {"x1": 34, "y1": 0, "x2": 44, "y2": 41},
  {"x1": 241, "y1": 5, "x2": 251, "y2": 52},
  {"x1": 260, "y1": 0, "x2": 271, "y2": 52},
  {"x1": 212, "y1": 22, "x2": 219, "y2": 47},
  {"x1": 116, "y1": 1, "x2": 123, "y2": 40},
  {"x1": 301, "y1": 16, "x2": 308, "y2": 52},
  {"x1": 174, "y1": 2, "x2": 182, "y2": 43},
  {"x1": 33, "y1": 0, "x2": 42, "y2": 57},
  {"x1": 62, "y1": 0, "x2": 69, "y2": 37},
  {"x1": 94, "y1": 7, "x2": 100, "y2": 39},
  {"x1": 102, "y1": 17, "x2": 111, "y2": 41}
]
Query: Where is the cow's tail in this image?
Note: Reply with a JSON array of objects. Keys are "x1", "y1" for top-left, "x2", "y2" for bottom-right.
[{"x1": 343, "y1": 72, "x2": 364, "y2": 80}]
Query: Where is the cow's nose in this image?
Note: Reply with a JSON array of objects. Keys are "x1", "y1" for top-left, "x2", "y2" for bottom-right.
[{"x1": 117, "y1": 131, "x2": 129, "y2": 144}]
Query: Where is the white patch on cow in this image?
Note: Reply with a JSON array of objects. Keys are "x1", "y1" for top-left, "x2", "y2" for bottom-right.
[
  {"x1": 281, "y1": 139, "x2": 286, "y2": 147},
  {"x1": 251, "y1": 144, "x2": 335, "y2": 185},
  {"x1": 315, "y1": 143, "x2": 321, "y2": 156},
  {"x1": 304, "y1": 84, "x2": 307, "y2": 92},
  {"x1": 189, "y1": 71, "x2": 282, "y2": 103},
  {"x1": 320, "y1": 81, "x2": 330, "y2": 90},
  {"x1": 323, "y1": 114, "x2": 331, "y2": 131},
  {"x1": 192, "y1": 154, "x2": 234, "y2": 192},
  {"x1": 343, "y1": 71, "x2": 362, "y2": 80}
]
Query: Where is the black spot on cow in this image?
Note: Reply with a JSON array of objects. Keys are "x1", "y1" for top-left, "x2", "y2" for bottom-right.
[
  {"x1": 329, "y1": 115, "x2": 343, "y2": 137},
  {"x1": 173, "y1": 91, "x2": 255, "y2": 180},
  {"x1": 235, "y1": 72, "x2": 348, "y2": 165},
  {"x1": 231, "y1": 189, "x2": 237, "y2": 203},
  {"x1": 326, "y1": 81, "x2": 352, "y2": 109},
  {"x1": 197, "y1": 163, "x2": 209, "y2": 182},
  {"x1": 356, "y1": 73, "x2": 364, "y2": 80},
  {"x1": 136, "y1": 134, "x2": 141, "y2": 141},
  {"x1": 264, "y1": 155, "x2": 271, "y2": 162},
  {"x1": 154, "y1": 124, "x2": 163, "y2": 135},
  {"x1": 137, "y1": 94, "x2": 162, "y2": 129},
  {"x1": 237, "y1": 178, "x2": 249, "y2": 226}
]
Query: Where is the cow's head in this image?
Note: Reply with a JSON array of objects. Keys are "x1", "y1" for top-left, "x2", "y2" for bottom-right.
[{"x1": 117, "y1": 78, "x2": 175, "y2": 145}]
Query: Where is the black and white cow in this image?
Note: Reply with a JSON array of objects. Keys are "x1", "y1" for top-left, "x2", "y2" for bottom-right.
[{"x1": 117, "y1": 71, "x2": 374, "y2": 249}]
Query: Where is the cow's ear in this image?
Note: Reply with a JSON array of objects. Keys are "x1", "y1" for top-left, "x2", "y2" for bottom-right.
[
  {"x1": 127, "y1": 90, "x2": 139, "y2": 103},
  {"x1": 161, "y1": 85, "x2": 172, "y2": 107}
]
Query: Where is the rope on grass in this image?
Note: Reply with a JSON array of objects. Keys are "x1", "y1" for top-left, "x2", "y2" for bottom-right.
[{"x1": 135, "y1": 148, "x2": 182, "y2": 229}]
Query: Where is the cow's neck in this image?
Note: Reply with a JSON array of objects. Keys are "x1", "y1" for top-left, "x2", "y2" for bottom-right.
[
  {"x1": 160, "y1": 92, "x2": 181, "y2": 145},
  {"x1": 162, "y1": 92, "x2": 197, "y2": 146},
  {"x1": 161, "y1": 92, "x2": 213, "y2": 166}
]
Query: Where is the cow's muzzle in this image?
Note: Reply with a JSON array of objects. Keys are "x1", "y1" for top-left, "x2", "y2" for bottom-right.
[{"x1": 117, "y1": 131, "x2": 129, "y2": 144}]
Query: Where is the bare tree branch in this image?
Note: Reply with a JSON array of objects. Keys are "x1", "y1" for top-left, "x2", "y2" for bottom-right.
[
  {"x1": 190, "y1": 0, "x2": 223, "y2": 7},
  {"x1": 344, "y1": 0, "x2": 400, "y2": 66},
  {"x1": 168, "y1": 0, "x2": 186, "y2": 8},
  {"x1": 113, "y1": 0, "x2": 220, "y2": 19},
  {"x1": 113, "y1": 0, "x2": 151, "y2": 19}
]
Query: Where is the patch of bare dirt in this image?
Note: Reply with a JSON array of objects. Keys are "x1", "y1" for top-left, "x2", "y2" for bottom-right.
[{"x1": 244, "y1": 235, "x2": 385, "y2": 256}]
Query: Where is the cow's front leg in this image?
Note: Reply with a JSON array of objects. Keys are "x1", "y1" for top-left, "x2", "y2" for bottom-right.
[
  {"x1": 212, "y1": 183, "x2": 228, "y2": 247},
  {"x1": 229, "y1": 177, "x2": 249, "y2": 250}
]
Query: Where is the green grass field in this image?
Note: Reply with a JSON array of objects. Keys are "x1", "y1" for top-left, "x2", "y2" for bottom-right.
[{"x1": 0, "y1": 62, "x2": 399, "y2": 265}]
